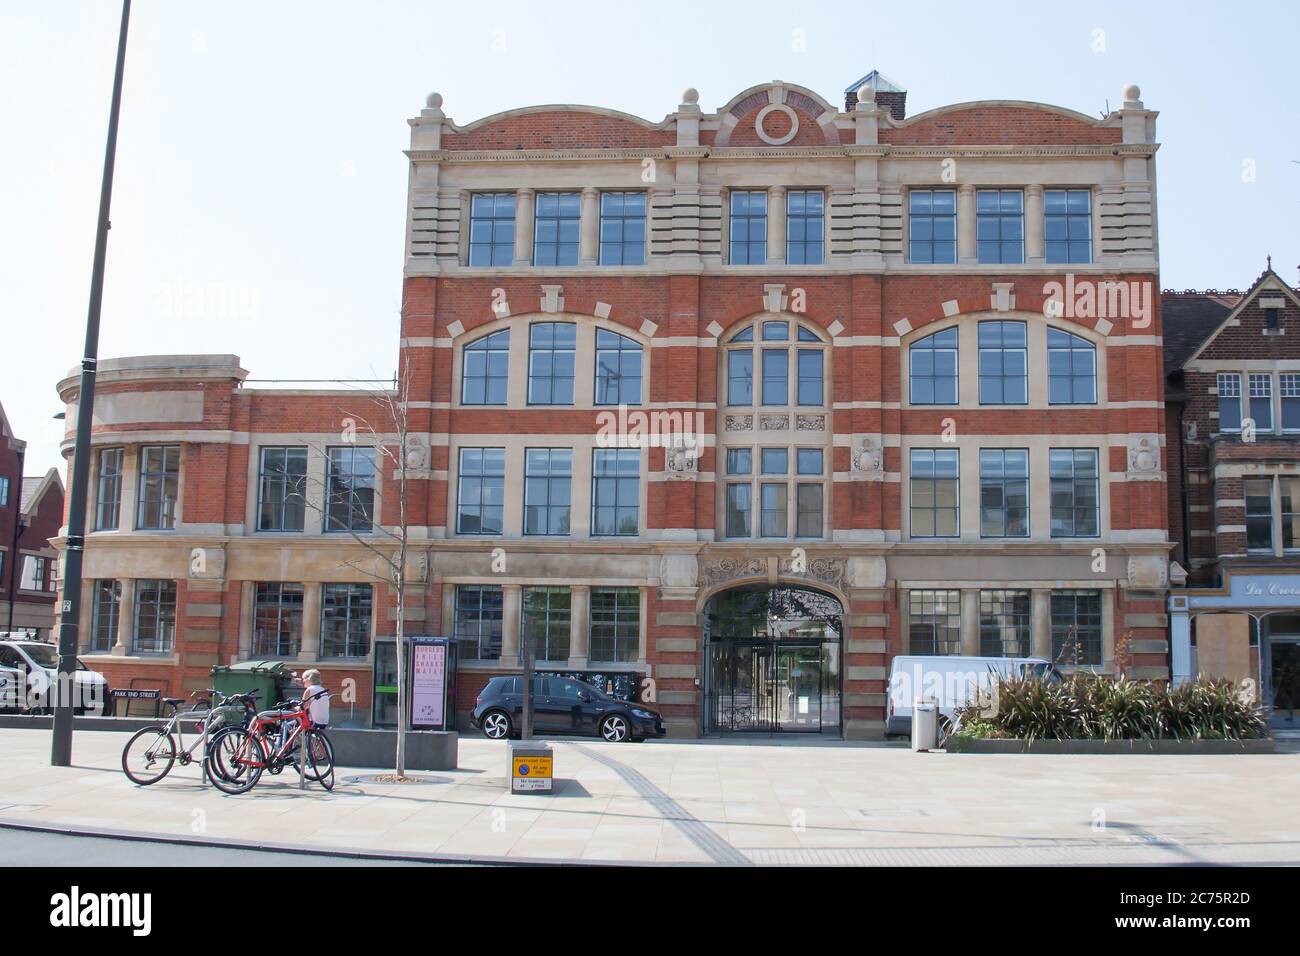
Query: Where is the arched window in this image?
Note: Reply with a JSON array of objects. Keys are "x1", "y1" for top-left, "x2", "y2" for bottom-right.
[
  {"x1": 723, "y1": 322, "x2": 826, "y2": 408},
  {"x1": 1047, "y1": 328, "x2": 1097, "y2": 404},
  {"x1": 461, "y1": 330, "x2": 509, "y2": 405},
  {"x1": 594, "y1": 329, "x2": 643, "y2": 405},
  {"x1": 908, "y1": 327, "x2": 958, "y2": 405}
]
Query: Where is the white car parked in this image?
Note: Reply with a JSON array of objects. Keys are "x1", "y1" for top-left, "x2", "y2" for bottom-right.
[
  {"x1": 0, "y1": 637, "x2": 109, "y2": 715},
  {"x1": 886, "y1": 654, "x2": 1060, "y2": 736}
]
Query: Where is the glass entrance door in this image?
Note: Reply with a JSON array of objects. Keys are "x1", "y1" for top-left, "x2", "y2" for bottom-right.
[
  {"x1": 1268, "y1": 640, "x2": 1300, "y2": 728},
  {"x1": 776, "y1": 646, "x2": 822, "y2": 730},
  {"x1": 707, "y1": 641, "x2": 839, "y2": 733}
]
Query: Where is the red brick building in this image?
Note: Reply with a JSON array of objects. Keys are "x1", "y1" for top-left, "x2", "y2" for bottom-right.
[
  {"x1": 56, "y1": 75, "x2": 1172, "y2": 737},
  {"x1": 1163, "y1": 267, "x2": 1300, "y2": 727},
  {"x1": 1, "y1": 402, "x2": 64, "y2": 640}
]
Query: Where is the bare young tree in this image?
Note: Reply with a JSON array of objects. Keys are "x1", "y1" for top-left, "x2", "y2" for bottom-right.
[{"x1": 290, "y1": 357, "x2": 421, "y2": 777}]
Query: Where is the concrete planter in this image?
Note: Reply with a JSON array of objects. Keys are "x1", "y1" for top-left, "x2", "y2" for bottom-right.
[
  {"x1": 945, "y1": 736, "x2": 1275, "y2": 754},
  {"x1": 0, "y1": 715, "x2": 459, "y2": 769}
]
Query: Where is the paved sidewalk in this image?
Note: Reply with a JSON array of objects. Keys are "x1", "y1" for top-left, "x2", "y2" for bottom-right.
[{"x1": 3, "y1": 728, "x2": 1299, "y2": 865}]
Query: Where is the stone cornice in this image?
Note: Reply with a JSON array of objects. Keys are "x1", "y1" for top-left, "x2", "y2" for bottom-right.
[{"x1": 408, "y1": 142, "x2": 1159, "y2": 166}]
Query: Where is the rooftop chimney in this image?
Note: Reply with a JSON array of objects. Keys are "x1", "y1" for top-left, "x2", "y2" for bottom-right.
[{"x1": 844, "y1": 70, "x2": 906, "y2": 120}]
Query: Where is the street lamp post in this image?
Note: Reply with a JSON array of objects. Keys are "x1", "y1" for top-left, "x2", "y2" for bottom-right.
[{"x1": 52, "y1": 0, "x2": 132, "y2": 767}]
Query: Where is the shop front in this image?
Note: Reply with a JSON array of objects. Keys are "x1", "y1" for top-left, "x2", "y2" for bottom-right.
[{"x1": 1169, "y1": 570, "x2": 1300, "y2": 729}]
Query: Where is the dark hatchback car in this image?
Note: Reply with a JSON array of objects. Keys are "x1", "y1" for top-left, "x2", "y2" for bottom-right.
[{"x1": 470, "y1": 676, "x2": 666, "y2": 742}]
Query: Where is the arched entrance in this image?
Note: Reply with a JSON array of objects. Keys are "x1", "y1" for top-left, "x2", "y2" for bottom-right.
[{"x1": 702, "y1": 585, "x2": 843, "y2": 734}]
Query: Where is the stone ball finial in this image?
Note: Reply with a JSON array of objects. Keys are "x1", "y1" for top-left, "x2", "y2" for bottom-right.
[
  {"x1": 1122, "y1": 83, "x2": 1140, "y2": 103},
  {"x1": 857, "y1": 83, "x2": 876, "y2": 105},
  {"x1": 426, "y1": 92, "x2": 444, "y2": 109},
  {"x1": 682, "y1": 87, "x2": 699, "y2": 105}
]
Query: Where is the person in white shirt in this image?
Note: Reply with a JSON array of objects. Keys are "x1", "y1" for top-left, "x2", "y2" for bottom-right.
[{"x1": 301, "y1": 669, "x2": 330, "y2": 729}]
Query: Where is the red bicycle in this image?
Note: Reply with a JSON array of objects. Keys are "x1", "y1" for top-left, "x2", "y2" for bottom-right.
[{"x1": 205, "y1": 689, "x2": 334, "y2": 794}]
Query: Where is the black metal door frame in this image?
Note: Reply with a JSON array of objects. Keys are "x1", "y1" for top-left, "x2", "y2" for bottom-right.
[{"x1": 706, "y1": 640, "x2": 829, "y2": 734}]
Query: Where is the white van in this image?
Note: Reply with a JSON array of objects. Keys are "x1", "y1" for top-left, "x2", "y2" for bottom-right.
[
  {"x1": 885, "y1": 655, "x2": 1058, "y2": 736},
  {"x1": 0, "y1": 637, "x2": 109, "y2": 715}
]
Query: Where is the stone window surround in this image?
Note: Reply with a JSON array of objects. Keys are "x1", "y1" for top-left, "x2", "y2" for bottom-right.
[
  {"x1": 451, "y1": 314, "x2": 650, "y2": 411},
  {"x1": 900, "y1": 582, "x2": 1117, "y2": 669},
  {"x1": 84, "y1": 444, "x2": 184, "y2": 537},
  {"x1": 900, "y1": 184, "x2": 1099, "y2": 266},
  {"x1": 238, "y1": 435, "x2": 385, "y2": 538},
  {"x1": 719, "y1": 444, "x2": 829, "y2": 540},
  {"x1": 1209, "y1": 367, "x2": 1300, "y2": 436},
  {"x1": 717, "y1": 317, "x2": 831, "y2": 541},
  {"x1": 439, "y1": 580, "x2": 649, "y2": 671},
  {"x1": 899, "y1": 436, "x2": 1110, "y2": 542},
  {"x1": 1239, "y1": 474, "x2": 1300, "y2": 558},
  {"x1": 448, "y1": 435, "x2": 647, "y2": 540},
  {"x1": 438, "y1": 171, "x2": 1120, "y2": 275},
  {"x1": 900, "y1": 312, "x2": 1108, "y2": 409}
]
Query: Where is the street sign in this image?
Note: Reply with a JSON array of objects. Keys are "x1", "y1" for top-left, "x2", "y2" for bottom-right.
[{"x1": 509, "y1": 743, "x2": 554, "y2": 793}]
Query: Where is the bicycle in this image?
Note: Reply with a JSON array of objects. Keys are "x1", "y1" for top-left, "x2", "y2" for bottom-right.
[
  {"x1": 205, "y1": 689, "x2": 334, "y2": 795},
  {"x1": 120, "y1": 689, "x2": 260, "y2": 786}
]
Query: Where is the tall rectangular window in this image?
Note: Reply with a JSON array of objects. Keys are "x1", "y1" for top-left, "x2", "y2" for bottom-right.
[
  {"x1": 1282, "y1": 477, "x2": 1299, "y2": 551},
  {"x1": 980, "y1": 449, "x2": 1029, "y2": 537},
  {"x1": 1051, "y1": 590, "x2": 1102, "y2": 666},
  {"x1": 257, "y1": 447, "x2": 307, "y2": 532},
  {"x1": 1217, "y1": 373, "x2": 1243, "y2": 432},
  {"x1": 325, "y1": 446, "x2": 376, "y2": 532},
  {"x1": 136, "y1": 445, "x2": 179, "y2": 530},
  {"x1": 467, "y1": 192, "x2": 516, "y2": 267},
  {"x1": 591, "y1": 448, "x2": 639, "y2": 536},
  {"x1": 524, "y1": 448, "x2": 572, "y2": 535},
  {"x1": 1044, "y1": 189, "x2": 1092, "y2": 264},
  {"x1": 94, "y1": 448, "x2": 123, "y2": 531},
  {"x1": 522, "y1": 586, "x2": 570, "y2": 662},
  {"x1": 599, "y1": 191, "x2": 646, "y2": 265},
  {"x1": 527, "y1": 322, "x2": 576, "y2": 405},
  {"x1": 978, "y1": 321, "x2": 1028, "y2": 405},
  {"x1": 909, "y1": 328, "x2": 959, "y2": 405},
  {"x1": 320, "y1": 583, "x2": 372, "y2": 658},
  {"x1": 796, "y1": 447, "x2": 824, "y2": 537},
  {"x1": 0, "y1": 476, "x2": 7, "y2": 507},
  {"x1": 786, "y1": 190, "x2": 824, "y2": 265},
  {"x1": 19, "y1": 555, "x2": 48, "y2": 591},
  {"x1": 796, "y1": 349, "x2": 823, "y2": 406},
  {"x1": 1282, "y1": 374, "x2": 1300, "y2": 432},
  {"x1": 533, "y1": 192, "x2": 581, "y2": 266},
  {"x1": 980, "y1": 590, "x2": 1030, "y2": 657},
  {"x1": 461, "y1": 330, "x2": 509, "y2": 405},
  {"x1": 1245, "y1": 478, "x2": 1274, "y2": 551},
  {"x1": 909, "y1": 590, "x2": 961, "y2": 655},
  {"x1": 761, "y1": 349, "x2": 788, "y2": 405},
  {"x1": 133, "y1": 579, "x2": 177, "y2": 654},
  {"x1": 253, "y1": 582, "x2": 304, "y2": 657},
  {"x1": 910, "y1": 449, "x2": 959, "y2": 538},
  {"x1": 590, "y1": 587, "x2": 639, "y2": 663},
  {"x1": 727, "y1": 350, "x2": 754, "y2": 406},
  {"x1": 729, "y1": 190, "x2": 768, "y2": 264},
  {"x1": 1049, "y1": 449, "x2": 1099, "y2": 537},
  {"x1": 594, "y1": 330, "x2": 642, "y2": 405},
  {"x1": 976, "y1": 189, "x2": 1024, "y2": 264},
  {"x1": 1249, "y1": 373, "x2": 1274, "y2": 431},
  {"x1": 90, "y1": 579, "x2": 120, "y2": 653},
  {"x1": 908, "y1": 189, "x2": 956, "y2": 264},
  {"x1": 457, "y1": 448, "x2": 505, "y2": 535},
  {"x1": 1047, "y1": 329, "x2": 1097, "y2": 404},
  {"x1": 759, "y1": 447, "x2": 789, "y2": 536},
  {"x1": 725, "y1": 449, "x2": 752, "y2": 538},
  {"x1": 455, "y1": 584, "x2": 502, "y2": 661}
]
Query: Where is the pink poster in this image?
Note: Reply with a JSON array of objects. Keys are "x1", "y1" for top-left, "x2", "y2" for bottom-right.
[{"x1": 411, "y1": 642, "x2": 446, "y2": 728}]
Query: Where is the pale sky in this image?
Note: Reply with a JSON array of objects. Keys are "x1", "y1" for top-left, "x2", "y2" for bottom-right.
[{"x1": 2, "y1": 0, "x2": 1297, "y2": 476}]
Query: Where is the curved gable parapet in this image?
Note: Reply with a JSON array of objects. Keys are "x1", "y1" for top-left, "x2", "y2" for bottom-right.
[
  {"x1": 711, "y1": 82, "x2": 840, "y2": 148},
  {"x1": 441, "y1": 105, "x2": 675, "y2": 151},
  {"x1": 880, "y1": 101, "x2": 1122, "y2": 146}
]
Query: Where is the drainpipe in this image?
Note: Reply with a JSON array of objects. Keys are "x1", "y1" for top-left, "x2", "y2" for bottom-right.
[{"x1": 5, "y1": 447, "x2": 24, "y2": 634}]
